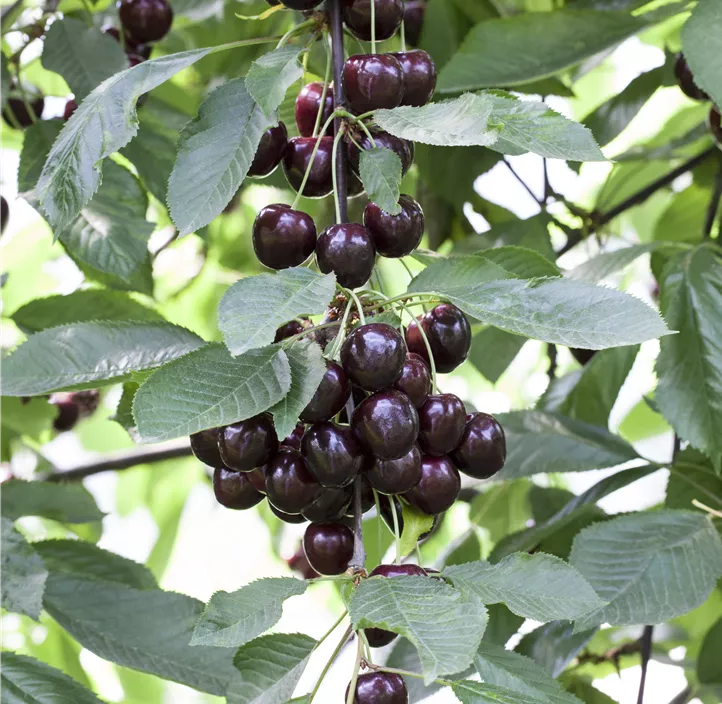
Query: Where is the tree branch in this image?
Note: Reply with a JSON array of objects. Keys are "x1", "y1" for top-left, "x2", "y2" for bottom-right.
[
  {"x1": 637, "y1": 625, "x2": 654, "y2": 704},
  {"x1": 503, "y1": 157, "x2": 542, "y2": 206},
  {"x1": 703, "y1": 157, "x2": 722, "y2": 241}
]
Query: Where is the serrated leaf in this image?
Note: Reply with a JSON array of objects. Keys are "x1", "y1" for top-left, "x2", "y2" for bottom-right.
[
  {"x1": 452, "y1": 680, "x2": 544, "y2": 704},
  {"x1": 444, "y1": 554, "x2": 604, "y2": 622},
  {"x1": 399, "y1": 502, "x2": 435, "y2": 558},
  {"x1": 359, "y1": 147, "x2": 403, "y2": 214},
  {"x1": 409, "y1": 253, "x2": 515, "y2": 292},
  {"x1": 41, "y1": 18, "x2": 128, "y2": 101},
  {"x1": 570, "y1": 510, "x2": 722, "y2": 630},
  {"x1": 168, "y1": 77, "x2": 269, "y2": 236},
  {"x1": 246, "y1": 46, "x2": 304, "y2": 117},
  {"x1": 226, "y1": 633, "x2": 316, "y2": 704},
  {"x1": 219, "y1": 268, "x2": 336, "y2": 355},
  {"x1": 479, "y1": 247, "x2": 561, "y2": 279},
  {"x1": 349, "y1": 575, "x2": 487, "y2": 684},
  {"x1": 191, "y1": 578, "x2": 307, "y2": 647},
  {"x1": 567, "y1": 243, "x2": 681, "y2": 282},
  {"x1": 681, "y1": 0, "x2": 722, "y2": 111},
  {"x1": 133, "y1": 344, "x2": 292, "y2": 443},
  {"x1": 516, "y1": 621, "x2": 596, "y2": 678},
  {"x1": 2, "y1": 480, "x2": 104, "y2": 524},
  {"x1": 2, "y1": 321, "x2": 204, "y2": 396}
]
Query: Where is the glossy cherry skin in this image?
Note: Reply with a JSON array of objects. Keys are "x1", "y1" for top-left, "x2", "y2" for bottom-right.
[
  {"x1": 392, "y1": 51, "x2": 437, "y2": 107},
  {"x1": 364, "y1": 195, "x2": 424, "y2": 258},
  {"x1": 341, "y1": 323, "x2": 406, "y2": 392},
  {"x1": 405, "y1": 303, "x2": 471, "y2": 374},
  {"x1": 710, "y1": 107, "x2": 722, "y2": 147},
  {"x1": 246, "y1": 466, "x2": 267, "y2": 493},
  {"x1": 450, "y1": 412, "x2": 506, "y2": 480},
  {"x1": 365, "y1": 444, "x2": 422, "y2": 495},
  {"x1": 348, "y1": 130, "x2": 414, "y2": 177},
  {"x1": 417, "y1": 394, "x2": 466, "y2": 456},
  {"x1": 3, "y1": 97, "x2": 44, "y2": 128},
  {"x1": 352, "y1": 390, "x2": 419, "y2": 460},
  {"x1": 274, "y1": 319, "x2": 305, "y2": 343},
  {"x1": 675, "y1": 54, "x2": 709, "y2": 101},
  {"x1": 190, "y1": 428, "x2": 224, "y2": 468},
  {"x1": 343, "y1": 54, "x2": 404, "y2": 114},
  {"x1": 213, "y1": 467, "x2": 265, "y2": 510},
  {"x1": 393, "y1": 353, "x2": 430, "y2": 408},
  {"x1": 118, "y1": 0, "x2": 173, "y2": 43},
  {"x1": 342, "y1": 0, "x2": 403, "y2": 41},
  {"x1": 53, "y1": 401, "x2": 80, "y2": 432},
  {"x1": 280, "y1": 422, "x2": 306, "y2": 450},
  {"x1": 301, "y1": 422, "x2": 365, "y2": 487},
  {"x1": 302, "y1": 485, "x2": 354, "y2": 522},
  {"x1": 296, "y1": 82, "x2": 334, "y2": 137},
  {"x1": 300, "y1": 361, "x2": 351, "y2": 423},
  {"x1": 316, "y1": 224, "x2": 376, "y2": 290},
  {"x1": 303, "y1": 522, "x2": 354, "y2": 575},
  {"x1": 218, "y1": 413, "x2": 279, "y2": 472},
  {"x1": 403, "y1": 0, "x2": 425, "y2": 46},
  {"x1": 265, "y1": 449, "x2": 324, "y2": 514},
  {"x1": 283, "y1": 136, "x2": 334, "y2": 198},
  {"x1": 405, "y1": 455, "x2": 460, "y2": 515},
  {"x1": 347, "y1": 672, "x2": 408, "y2": 703},
  {"x1": 278, "y1": 0, "x2": 323, "y2": 9},
  {"x1": 248, "y1": 123, "x2": 288, "y2": 178},
  {"x1": 270, "y1": 503, "x2": 307, "y2": 524},
  {"x1": 63, "y1": 100, "x2": 78, "y2": 121},
  {"x1": 288, "y1": 546, "x2": 318, "y2": 579},
  {"x1": 252, "y1": 204, "x2": 317, "y2": 270}
]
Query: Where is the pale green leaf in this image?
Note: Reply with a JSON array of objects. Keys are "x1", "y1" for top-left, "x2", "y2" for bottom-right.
[
  {"x1": 567, "y1": 243, "x2": 681, "y2": 283},
  {"x1": 399, "y1": 502, "x2": 435, "y2": 558},
  {"x1": 468, "y1": 327, "x2": 527, "y2": 383},
  {"x1": 698, "y1": 616, "x2": 722, "y2": 685},
  {"x1": 246, "y1": 46, "x2": 304, "y2": 117},
  {"x1": 359, "y1": 147, "x2": 403, "y2": 215},
  {"x1": 452, "y1": 680, "x2": 543, "y2": 704},
  {"x1": 478, "y1": 247, "x2": 561, "y2": 279},
  {"x1": 2, "y1": 480, "x2": 104, "y2": 524},
  {"x1": 681, "y1": 0, "x2": 722, "y2": 111},
  {"x1": 17, "y1": 120, "x2": 63, "y2": 196},
  {"x1": 516, "y1": 621, "x2": 596, "y2": 678}
]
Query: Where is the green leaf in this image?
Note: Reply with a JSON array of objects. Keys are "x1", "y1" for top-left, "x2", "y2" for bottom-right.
[
  {"x1": 246, "y1": 46, "x2": 304, "y2": 117},
  {"x1": 218, "y1": 268, "x2": 336, "y2": 355},
  {"x1": 452, "y1": 680, "x2": 544, "y2": 704},
  {"x1": 437, "y1": 10, "x2": 645, "y2": 93},
  {"x1": 468, "y1": 327, "x2": 527, "y2": 383},
  {"x1": 133, "y1": 344, "x2": 292, "y2": 443},
  {"x1": 570, "y1": 510, "x2": 722, "y2": 630},
  {"x1": 349, "y1": 575, "x2": 487, "y2": 684},
  {"x1": 226, "y1": 633, "x2": 316, "y2": 704},
  {"x1": 18, "y1": 120, "x2": 63, "y2": 196},
  {"x1": 168, "y1": 77, "x2": 268, "y2": 236},
  {"x1": 1, "y1": 53, "x2": 10, "y2": 110},
  {"x1": 653, "y1": 185, "x2": 711, "y2": 244},
  {"x1": 666, "y1": 449, "x2": 722, "y2": 516},
  {"x1": 2, "y1": 480, "x2": 104, "y2": 524},
  {"x1": 1, "y1": 517, "x2": 48, "y2": 620},
  {"x1": 444, "y1": 554, "x2": 604, "y2": 622},
  {"x1": 409, "y1": 253, "x2": 515, "y2": 292},
  {"x1": 359, "y1": 147, "x2": 403, "y2": 214},
  {"x1": 480, "y1": 247, "x2": 561, "y2": 279},
  {"x1": 567, "y1": 243, "x2": 680, "y2": 283},
  {"x1": 655, "y1": 247, "x2": 722, "y2": 456},
  {"x1": 681, "y1": 0, "x2": 722, "y2": 111},
  {"x1": 698, "y1": 616, "x2": 722, "y2": 685},
  {"x1": 516, "y1": 621, "x2": 596, "y2": 678},
  {"x1": 191, "y1": 577, "x2": 307, "y2": 647},
  {"x1": 1, "y1": 652, "x2": 104, "y2": 704},
  {"x1": 41, "y1": 18, "x2": 128, "y2": 101},
  {"x1": 399, "y1": 502, "x2": 435, "y2": 557},
  {"x1": 469, "y1": 480, "x2": 532, "y2": 543},
  {"x1": 2, "y1": 321, "x2": 204, "y2": 396}
]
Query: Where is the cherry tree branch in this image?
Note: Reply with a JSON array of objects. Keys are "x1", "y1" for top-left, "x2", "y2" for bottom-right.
[
  {"x1": 703, "y1": 157, "x2": 722, "y2": 240},
  {"x1": 636, "y1": 625, "x2": 654, "y2": 704}
]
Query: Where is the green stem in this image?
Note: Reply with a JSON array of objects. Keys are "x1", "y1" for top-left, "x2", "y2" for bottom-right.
[
  {"x1": 331, "y1": 127, "x2": 345, "y2": 224},
  {"x1": 399, "y1": 257, "x2": 415, "y2": 282},
  {"x1": 396, "y1": 298, "x2": 438, "y2": 390},
  {"x1": 312, "y1": 38, "x2": 333, "y2": 138},
  {"x1": 400, "y1": 18, "x2": 406, "y2": 52},
  {"x1": 280, "y1": 319, "x2": 342, "y2": 346},
  {"x1": 16, "y1": 81, "x2": 38, "y2": 123},
  {"x1": 346, "y1": 635, "x2": 364, "y2": 704},
  {"x1": 389, "y1": 495, "x2": 402, "y2": 564},
  {"x1": 370, "y1": 0, "x2": 377, "y2": 54},
  {"x1": 348, "y1": 289, "x2": 366, "y2": 322},
  {"x1": 308, "y1": 625, "x2": 353, "y2": 704},
  {"x1": 327, "y1": 298, "x2": 355, "y2": 359},
  {"x1": 79, "y1": 0, "x2": 93, "y2": 27},
  {"x1": 370, "y1": 664, "x2": 452, "y2": 686},
  {"x1": 277, "y1": 17, "x2": 316, "y2": 47},
  {"x1": 314, "y1": 610, "x2": 348, "y2": 649},
  {"x1": 373, "y1": 489, "x2": 384, "y2": 561},
  {"x1": 359, "y1": 629, "x2": 373, "y2": 664}
]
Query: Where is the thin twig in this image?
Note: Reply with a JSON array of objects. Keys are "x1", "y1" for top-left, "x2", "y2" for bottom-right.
[
  {"x1": 503, "y1": 157, "x2": 542, "y2": 206},
  {"x1": 547, "y1": 343, "x2": 557, "y2": 382},
  {"x1": 702, "y1": 158, "x2": 722, "y2": 241},
  {"x1": 637, "y1": 626, "x2": 654, "y2": 704},
  {"x1": 328, "y1": 0, "x2": 349, "y2": 223}
]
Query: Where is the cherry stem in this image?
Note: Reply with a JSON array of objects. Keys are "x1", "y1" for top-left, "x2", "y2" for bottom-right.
[
  {"x1": 277, "y1": 17, "x2": 316, "y2": 47},
  {"x1": 313, "y1": 610, "x2": 349, "y2": 649},
  {"x1": 346, "y1": 287, "x2": 367, "y2": 325},
  {"x1": 280, "y1": 319, "x2": 343, "y2": 347},
  {"x1": 372, "y1": 489, "x2": 385, "y2": 559},
  {"x1": 308, "y1": 625, "x2": 353, "y2": 703},
  {"x1": 326, "y1": 298, "x2": 355, "y2": 359},
  {"x1": 351, "y1": 117, "x2": 378, "y2": 149},
  {"x1": 370, "y1": 0, "x2": 377, "y2": 54},
  {"x1": 400, "y1": 18, "x2": 407, "y2": 52},
  {"x1": 346, "y1": 633, "x2": 364, "y2": 704},
  {"x1": 399, "y1": 257, "x2": 415, "y2": 282},
  {"x1": 389, "y1": 495, "x2": 402, "y2": 564},
  {"x1": 331, "y1": 127, "x2": 346, "y2": 224},
  {"x1": 312, "y1": 37, "x2": 333, "y2": 138}
]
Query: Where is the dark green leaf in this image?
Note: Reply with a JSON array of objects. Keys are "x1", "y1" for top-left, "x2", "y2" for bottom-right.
[
  {"x1": 666, "y1": 449, "x2": 722, "y2": 516},
  {"x1": 2, "y1": 480, "x2": 104, "y2": 524},
  {"x1": 468, "y1": 327, "x2": 527, "y2": 383},
  {"x1": 653, "y1": 185, "x2": 711, "y2": 243},
  {"x1": 17, "y1": 120, "x2": 63, "y2": 196},
  {"x1": 516, "y1": 621, "x2": 596, "y2": 678},
  {"x1": 359, "y1": 147, "x2": 403, "y2": 214},
  {"x1": 452, "y1": 680, "x2": 543, "y2": 704},
  {"x1": 469, "y1": 480, "x2": 531, "y2": 542},
  {"x1": 698, "y1": 616, "x2": 722, "y2": 685},
  {"x1": 681, "y1": 0, "x2": 722, "y2": 111},
  {"x1": 453, "y1": 214, "x2": 554, "y2": 260},
  {"x1": 246, "y1": 46, "x2": 304, "y2": 117}
]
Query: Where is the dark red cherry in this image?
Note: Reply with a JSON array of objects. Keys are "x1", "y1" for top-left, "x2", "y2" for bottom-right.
[
  {"x1": 365, "y1": 444, "x2": 422, "y2": 494},
  {"x1": 265, "y1": 449, "x2": 324, "y2": 514},
  {"x1": 246, "y1": 466, "x2": 267, "y2": 493},
  {"x1": 302, "y1": 485, "x2": 354, "y2": 522},
  {"x1": 300, "y1": 361, "x2": 351, "y2": 423},
  {"x1": 302, "y1": 422, "x2": 365, "y2": 487},
  {"x1": 403, "y1": 0, "x2": 425, "y2": 46},
  {"x1": 278, "y1": 0, "x2": 323, "y2": 9},
  {"x1": 405, "y1": 455, "x2": 460, "y2": 515},
  {"x1": 342, "y1": 0, "x2": 403, "y2": 41},
  {"x1": 283, "y1": 136, "x2": 334, "y2": 198},
  {"x1": 252, "y1": 204, "x2": 317, "y2": 270},
  {"x1": 364, "y1": 195, "x2": 424, "y2": 258},
  {"x1": 674, "y1": 54, "x2": 709, "y2": 101},
  {"x1": 3, "y1": 97, "x2": 44, "y2": 128},
  {"x1": 274, "y1": 319, "x2": 305, "y2": 343},
  {"x1": 358, "y1": 475, "x2": 376, "y2": 513},
  {"x1": 53, "y1": 401, "x2": 80, "y2": 432},
  {"x1": 343, "y1": 54, "x2": 404, "y2": 114},
  {"x1": 248, "y1": 123, "x2": 288, "y2": 178},
  {"x1": 316, "y1": 224, "x2": 376, "y2": 289},
  {"x1": 347, "y1": 672, "x2": 408, "y2": 703},
  {"x1": 218, "y1": 413, "x2": 278, "y2": 472},
  {"x1": 288, "y1": 546, "x2": 318, "y2": 579},
  {"x1": 417, "y1": 394, "x2": 466, "y2": 456},
  {"x1": 280, "y1": 422, "x2": 306, "y2": 450},
  {"x1": 303, "y1": 522, "x2": 354, "y2": 575},
  {"x1": 270, "y1": 503, "x2": 307, "y2": 524},
  {"x1": 341, "y1": 323, "x2": 406, "y2": 391},
  {"x1": 450, "y1": 412, "x2": 506, "y2": 480},
  {"x1": 392, "y1": 51, "x2": 436, "y2": 107},
  {"x1": 352, "y1": 390, "x2": 419, "y2": 460},
  {"x1": 709, "y1": 107, "x2": 721, "y2": 146},
  {"x1": 118, "y1": 0, "x2": 173, "y2": 43},
  {"x1": 393, "y1": 353, "x2": 430, "y2": 408},
  {"x1": 405, "y1": 303, "x2": 471, "y2": 373},
  {"x1": 213, "y1": 466, "x2": 265, "y2": 510},
  {"x1": 63, "y1": 100, "x2": 78, "y2": 121},
  {"x1": 296, "y1": 82, "x2": 334, "y2": 137},
  {"x1": 190, "y1": 428, "x2": 224, "y2": 467},
  {"x1": 127, "y1": 53, "x2": 146, "y2": 69},
  {"x1": 570, "y1": 347, "x2": 597, "y2": 366},
  {"x1": 1, "y1": 196, "x2": 8, "y2": 235},
  {"x1": 348, "y1": 130, "x2": 414, "y2": 177}
]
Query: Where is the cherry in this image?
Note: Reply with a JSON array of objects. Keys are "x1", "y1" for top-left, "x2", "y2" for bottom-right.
[
  {"x1": 570, "y1": 347, "x2": 596, "y2": 366},
  {"x1": 347, "y1": 672, "x2": 408, "y2": 703},
  {"x1": 3, "y1": 97, "x2": 44, "y2": 128},
  {"x1": 302, "y1": 485, "x2": 353, "y2": 522},
  {"x1": 343, "y1": 0, "x2": 403, "y2": 41},
  {"x1": 417, "y1": 393, "x2": 466, "y2": 456},
  {"x1": 213, "y1": 467, "x2": 265, "y2": 510},
  {"x1": 53, "y1": 401, "x2": 80, "y2": 432},
  {"x1": 296, "y1": 82, "x2": 334, "y2": 137},
  {"x1": 248, "y1": 123, "x2": 288, "y2": 178},
  {"x1": 352, "y1": 390, "x2": 419, "y2": 460},
  {"x1": 341, "y1": 323, "x2": 406, "y2": 391},
  {"x1": 300, "y1": 361, "x2": 351, "y2": 423},
  {"x1": 674, "y1": 54, "x2": 709, "y2": 102},
  {"x1": 348, "y1": 130, "x2": 414, "y2": 177},
  {"x1": 252, "y1": 204, "x2": 317, "y2": 270},
  {"x1": 274, "y1": 319, "x2": 305, "y2": 343},
  {"x1": 246, "y1": 466, "x2": 267, "y2": 493},
  {"x1": 283, "y1": 136, "x2": 334, "y2": 198},
  {"x1": 365, "y1": 444, "x2": 422, "y2": 494},
  {"x1": 450, "y1": 412, "x2": 506, "y2": 480},
  {"x1": 403, "y1": 0, "x2": 425, "y2": 46},
  {"x1": 392, "y1": 51, "x2": 437, "y2": 107},
  {"x1": 288, "y1": 546, "x2": 318, "y2": 579},
  {"x1": 265, "y1": 449, "x2": 324, "y2": 514},
  {"x1": 302, "y1": 422, "x2": 365, "y2": 487},
  {"x1": 303, "y1": 522, "x2": 354, "y2": 575},
  {"x1": 406, "y1": 303, "x2": 471, "y2": 373},
  {"x1": 316, "y1": 224, "x2": 376, "y2": 289},
  {"x1": 393, "y1": 353, "x2": 430, "y2": 408},
  {"x1": 405, "y1": 455, "x2": 460, "y2": 515},
  {"x1": 270, "y1": 504, "x2": 307, "y2": 524},
  {"x1": 709, "y1": 107, "x2": 722, "y2": 146},
  {"x1": 118, "y1": 0, "x2": 173, "y2": 43},
  {"x1": 343, "y1": 55, "x2": 404, "y2": 114},
  {"x1": 190, "y1": 428, "x2": 224, "y2": 468},
  {"x1": 277, "y1": 0, "x2": 323, "y2": 9},
  {"x1": 364, "y1": 195, "x2": 424, "y2": 258},
  {"x1": 63, "y1": 100, "x2": 78, "y2": 121},
  {"x1": 218, "y1": 413, "x2": 278, "y2": 472},
  {"x1": 378, "y1": 494, "x2": 404, "y2": 534},
  {"x1": 1, "y1": 196, "x2": 8, "y2": 235},
  {"x1": 280, "y1": 422, "x2": 306, "y2": 450},
  {"x1": 357, "y1": 475, "x2": 377, "y2": 513}
]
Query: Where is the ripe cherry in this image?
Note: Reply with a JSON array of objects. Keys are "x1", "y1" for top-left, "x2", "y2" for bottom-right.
[
  {"x1": 218, "y1": 413, "x2": 278, "y2": 472},
  {"x1": 252, "y1": 204, "x2": 317, "y2": 270},
  {"x1": 265, "y1": 449, "x2": 323, "y2": 514},
  {"x1": 270, "y1": 504, "x2": 307, "y2": 524},
  {"x1": 303, "y1": 522, "x2": 354, "y2": 575},
  {"x1": 302, "y1": 485, "x2": 353, "y2": 522},
  {"x1": 302, "y1": 422, "x2": 365, "y2": 487},
  {"x1": 118, "y1": 0, "x2": 173, "y2": 43},
  {"x1": 248, "y1": 123, "x2": 288, "y2": 178},
  {"x1": 341, "y1": 323, "x2": 406, "y2": 391},
  {"x1": 352, "y1": 390, "x2": 419, "y2": 460},
  {"x1": 296, "y1": 82, "x2": 334, "y2": 137},
  {"x1": 417, "y1": 393, "x2": 466, "y2": 456},
  {"x1": 405, "y1": 455, "x2": 460, "y2": 515},
  {"x1": 450, "y1": 412, "x2": 506, "y2": 480},
  {"x1": 277, "y1": 0, "x2": 323, "y2": 9},
  {"x1": 343, "y1": 54, "x2": 404, "y2": 114},
  {"x1": 274, "y1": 319, "x2": 306, "y2": 343},
  {"x1": 342, "y1": 0, "x2": 403, "y2": 41},
  {"x1": 403, "y1": 0, "x2": 425, "y2": 46},
  {"x1": 316, "y1": 224, "x2": 376, "y2": 289},
  {"x1": 190, "y1": 428, "x2": 224, "y2": 468},
  {"x1": 406, "y1": 303, "x2": 471, "y2": 373},
  {"x1": 288, "y1": 546, "x2": 318, "y2": 579},
  {"x1": 393, "y1": 353, "x2": 430, "y2": 408},
  {"x1": 392, "y1": 50, "x2": 437, "y2": 107},
  {"x1": 53, "y1": 401, "x2": 80, "y2": 432},
  {"x1": 283, "y1": 136, "x2": 334, "y2": 198},
  {"x1": 365, "y1": 444, "x2": 422, "y2": 495},
  {"x1": 3, "y1": 97, "x2": 44, "y2": 128},
  {"x1": 347, "y1": 672, "x2": 408, "y2": 703},
  {"x1": 348, "y1": 129, "x2": 414, "y2": 177},
  {"x1": 63, "y1": 100, "x2": 78, "y2": 121},
  {"x1": 300, "y1": 361, "x2": 351, "y2": 423},
  {"x1": 709, "y1": 107, "x2": 722, "y2": 146},
  {"x1": 246, "y1": 466, "x2": 267, "y2": 493},
  {"x1": 674, "y1": 54, "x2": 709, "y2": 101},
  {"x1": 280, "y1": 422, "x2": 306, "y2": 450},
  {"x1": 213, "y1": 467, "x2": 265, "y2": 510},
  {"x1": 364, "y1": 195, "x2": 424, "y2": 258}
]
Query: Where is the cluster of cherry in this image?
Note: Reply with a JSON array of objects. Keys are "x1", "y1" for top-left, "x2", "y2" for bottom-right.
[{"x1": 675, "y1": 54, "x2": 722, "y2": 146}]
